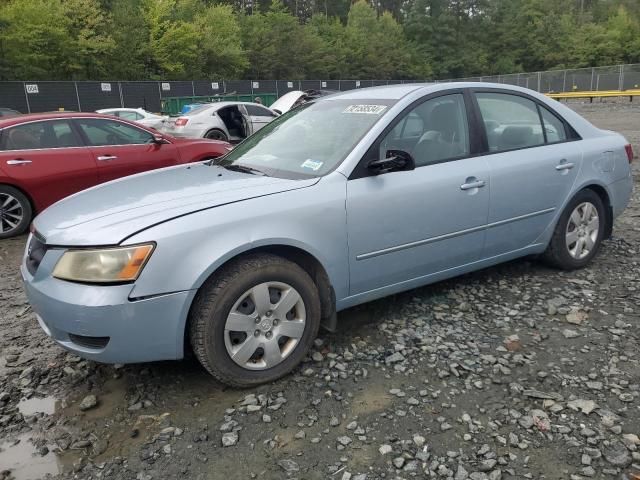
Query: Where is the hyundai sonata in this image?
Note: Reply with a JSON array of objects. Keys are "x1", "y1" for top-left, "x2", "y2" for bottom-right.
[{"x1": 22, "y1": 83, "x2": 633, "y2": 387}]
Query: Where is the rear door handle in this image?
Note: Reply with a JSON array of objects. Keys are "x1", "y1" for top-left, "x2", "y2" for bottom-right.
[
  {"x1": 6, "y1": 159, "x2": 32, "y2": 166},
  {"x1": 556, "y1": 161, "x2": 575, "y2": 171},
  {"x1": 97, "y1": 155, "x2": 118, "y2": 161},
  {"x1": 460, "y1": 180, "x2": 486, "y2": 190}
]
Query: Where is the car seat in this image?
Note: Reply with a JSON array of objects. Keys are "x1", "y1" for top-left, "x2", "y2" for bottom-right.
[
  {"x1": 6, "y1": 129, "x2": 40, "y2": 150},
  {"x1": 413, "y1": 102, "x2": 465, "y2": 166}
]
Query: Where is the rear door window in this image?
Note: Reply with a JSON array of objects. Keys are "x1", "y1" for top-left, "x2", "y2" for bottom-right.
[
  {"x1": 245, "y1": 105, "x2": 278, "y2": 117},
  {"x1": 75, "y1": 118, "x2": 153, "y2": 146},
  {"x1": 475, "y1": 93, "x2": 545, "y2": 152},
  {"x1": 539, "y1": 106, "x2": 568, "y2": 143},
  {"x1": 1, "y1": 120, "x2": 82, "y2": 150}
]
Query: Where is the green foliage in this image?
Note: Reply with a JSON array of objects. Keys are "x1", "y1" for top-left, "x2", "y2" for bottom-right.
[{"x1": 0, "y1": 0, "x2": 639, "y2": 81}]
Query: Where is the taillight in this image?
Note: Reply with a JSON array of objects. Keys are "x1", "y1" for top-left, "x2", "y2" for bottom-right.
[
  {"x1": 625, "y1": 144, "x2": 634, "y2": 163},
  {"x1": 175, "y1": 118, "x2": 189, "y2": 127}
]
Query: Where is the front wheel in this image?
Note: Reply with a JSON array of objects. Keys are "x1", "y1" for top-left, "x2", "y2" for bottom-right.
[
  {"x1": 542, "y1": 189, "x2": 605, "y2": 270},
  {"x1": 189, "y1": 253, "x2": 321, "y2": 387}
]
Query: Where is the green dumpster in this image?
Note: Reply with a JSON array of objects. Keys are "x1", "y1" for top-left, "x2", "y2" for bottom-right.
[{"x1": 161, "y1": 93, "x2": 278, "y2": 116}]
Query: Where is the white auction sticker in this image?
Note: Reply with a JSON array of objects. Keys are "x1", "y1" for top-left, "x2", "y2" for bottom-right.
[
  {"x1": 343, "y1": 104, "x2": 387, "y2": 115},
  {"x1": 301, "y1": 159, "x2": 323, "y2": 171}
]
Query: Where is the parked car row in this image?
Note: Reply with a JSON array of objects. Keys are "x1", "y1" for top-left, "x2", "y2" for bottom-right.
[
  {"x1": 0, "y1": 90, "x2": 338, "y2": 239},
  {"x1": 18, "y1": 83, "x2": 634, "y2": 387}
]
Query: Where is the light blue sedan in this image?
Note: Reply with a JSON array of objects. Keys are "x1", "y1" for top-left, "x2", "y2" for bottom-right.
[{"x1": 22, "y1": 83, "x2": 634, "y2": 387}]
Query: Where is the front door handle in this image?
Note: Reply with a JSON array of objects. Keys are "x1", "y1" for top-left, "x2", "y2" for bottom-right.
[
  {"x1": 97, "y1": 155, "x2": 118, "y2": 162},
  {"x1": 6, "y1": 159, "x2": 32, "y2": 166},
  {"x1": 555, "y1": 161, "x2": 575, "y2": 171},
  {"x1": 460, "y1": 179, "x2": 486, "y2": 191}
]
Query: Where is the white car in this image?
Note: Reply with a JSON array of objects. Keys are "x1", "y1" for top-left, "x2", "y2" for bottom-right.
[
  {"x1": 269, "y1": 90, "x2": 337, "y2": 114},
  {"x1": 160, "y1": 102, "x2": 279, "y2": 142},
  {"x1": 96, "y1": 108, "x2": 167, "y2": 129}
]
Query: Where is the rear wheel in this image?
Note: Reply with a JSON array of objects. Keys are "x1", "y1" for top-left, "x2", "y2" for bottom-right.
[
  {"x1": 0, "y1": 185, "x2": 32, "y2": 239},
  {"x1": 204, "y1": 129, "x2": 228, "y2": 142},
  {"x1": 189, "y1": 253, "x2": 321, "y2": 387},
  {"x1": 542, "y1": 189, "x2": 605, "y2": 270}
]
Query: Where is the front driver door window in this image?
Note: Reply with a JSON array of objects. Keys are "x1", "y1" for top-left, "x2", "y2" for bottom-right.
[
  {"x1": 75, "y1": 118, "x2": 177, "y2": 183},
  {"x1": 346, "y1": 92, "x2": 490, "y2": 295}
]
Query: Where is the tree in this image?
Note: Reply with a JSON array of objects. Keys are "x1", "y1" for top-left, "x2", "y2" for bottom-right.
[
  {"x1": 62, "y1": 0, "x2": 116, "y2": 79},
  {"x1": 0, "y1": 0, "x2": 74, "y2": 79}
]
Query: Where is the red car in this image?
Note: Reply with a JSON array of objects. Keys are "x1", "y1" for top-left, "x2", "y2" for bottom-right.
[{"x1": 0, "y1": 112, "x2": 232, "y2": 238}]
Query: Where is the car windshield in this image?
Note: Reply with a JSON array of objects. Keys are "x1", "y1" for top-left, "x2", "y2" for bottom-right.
[{"x1": 216, "y1": 99, "x2": 396, "y2": 179}]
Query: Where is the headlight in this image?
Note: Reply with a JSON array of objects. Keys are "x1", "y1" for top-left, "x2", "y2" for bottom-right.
[{"x1": 53, "y1": 244, "x2": 154, "y2": 283}]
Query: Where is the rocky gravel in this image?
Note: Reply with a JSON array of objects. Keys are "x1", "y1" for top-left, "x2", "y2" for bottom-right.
[{"x1": 0, "y1": 101, "x2": 639, "y2": 480}]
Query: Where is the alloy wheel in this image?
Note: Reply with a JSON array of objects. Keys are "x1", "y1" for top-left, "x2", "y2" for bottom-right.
[
  {"x1": 0, "y1": 193, "x2": 24, "y2": 235},
  {"x1": 224, "y1": 281, "x2": 306, "y2": 370},
  {"x1": 565, "y1": 201, "x2": 599, "y2": 260}
]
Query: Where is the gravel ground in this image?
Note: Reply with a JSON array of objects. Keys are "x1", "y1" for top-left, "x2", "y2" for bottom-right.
[{"x1": 0, "y1": 101, "x2": 639, "y2": 480}]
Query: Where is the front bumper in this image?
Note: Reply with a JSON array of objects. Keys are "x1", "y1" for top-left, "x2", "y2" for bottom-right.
[{"x1": 21, "y1": 245, "x2": 195, "y2": 364}]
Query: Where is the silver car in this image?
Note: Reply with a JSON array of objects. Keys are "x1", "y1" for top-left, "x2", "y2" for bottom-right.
[
  {"x1": 22, "y1": 83, "x2": 634, "y2": 387},
  {"x1": 161, "y1": 101, "x2": 279, "y2": 142},
  {"x1": 96, "y1": 108, "x2": 167, "y2": 129}
]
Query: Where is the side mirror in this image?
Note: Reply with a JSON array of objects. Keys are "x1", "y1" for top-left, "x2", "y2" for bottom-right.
[
  {"x1": 153, "y1": 133, "x2": 168, "y2": 144},
  {"x1": 367, "y1": 150, "x2": 415, "y2": 175}
]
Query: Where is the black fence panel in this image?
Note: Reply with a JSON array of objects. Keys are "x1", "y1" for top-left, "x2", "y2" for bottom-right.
[
  {"x1": 26, "y1": 82, "x2": 78, "y2": 112},
  {"x1": 76, "y1": 82, "x2": 122, "y2": 111},
  {"x1": 300, "y1": 80, "x2": 321, "y2": 90},
  {"x1": 193, "y1": 80, "x2": 224, "y2": 96},
  {"x1": 224, "y1": 80, "x2": 252, "y2": 94},
  {"x1": 371, "y1": 80, "x2": 389, "y2": 87},
  {"x1": 251, "y1": 80, "x2": 277, "y2": 94},
  {"x1": 339, "y1": 80, "x2": 358, "y2": 91},
  {"x1": 121, "y1": 82, "x2": 161, "y2": 112},
  {"x1": 0, "y1": 82, "x2": 28, "y2": 113},
  {"x1": 160, "y1": 81, "x2": 193, "y2": 98},
  {"x1": 566, "y1": 72, "x2": 593, "y2": 91},
  {"x1": 387, "y1": 80, "x2": 403, "y2": 85},
  {"x1": 275, "y1": 80, "x2": 299, "y2": 95},
  {"x1": 623, "y1": 71, "x2": 640, "y2": 90},
  {"x1": 322, "y1": 80, "x2": 340, "y2": 90}
]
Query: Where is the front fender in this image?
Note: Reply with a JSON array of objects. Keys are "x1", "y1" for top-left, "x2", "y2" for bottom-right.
[{"x1": 125, "y1": 174, "x2": 349, "y2": 302}]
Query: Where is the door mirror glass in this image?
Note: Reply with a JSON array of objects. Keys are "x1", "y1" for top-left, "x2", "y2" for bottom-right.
[
  {"x1": 153, "y1": 133, "x2": 167, "y2": 144},
  {"x1": 368, "y1": 150, "x2": 415, "y2": 175}
]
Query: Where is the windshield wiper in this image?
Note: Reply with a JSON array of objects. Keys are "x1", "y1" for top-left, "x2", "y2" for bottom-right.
[{"x1": 221, "y1": 164, "x2": 268, "y2": 176}]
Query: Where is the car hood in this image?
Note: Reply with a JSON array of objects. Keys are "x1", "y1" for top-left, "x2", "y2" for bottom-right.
[
  {"x1": 270, "y1": 91, "x2": 304, "y2": 114},
  {"x1": 34, "y1": 163, "x2": 319, "y2": 246}
]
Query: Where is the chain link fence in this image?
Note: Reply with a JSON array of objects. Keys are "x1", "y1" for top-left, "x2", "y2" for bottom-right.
[{"x1": 1, "y1": 63, "x2": 640, "y2": 114}]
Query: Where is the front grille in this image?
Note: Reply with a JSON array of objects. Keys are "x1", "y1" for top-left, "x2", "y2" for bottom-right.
[
  {"x1": 26, "y1": 234, "x2": 47, "y2": 276},
  {"x1": 68, "y1": 334, "x2": 110, "y2": 350}
]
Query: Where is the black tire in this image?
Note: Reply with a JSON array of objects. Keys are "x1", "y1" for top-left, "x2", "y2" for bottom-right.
[
  {"x1": 204, "y1": 129, "x2": 228, "y2": 142},
  {"x1": 542, "y1": 189, "x2": 606, "y2": 270},
  {"x1": 189, "y1": 253, "x2": 321, "y2": 388},
  {"x1": 0, "y1": 185, "x2": 32, "y2": 239}
]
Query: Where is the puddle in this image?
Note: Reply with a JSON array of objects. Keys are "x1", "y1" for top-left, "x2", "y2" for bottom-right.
[
  {"x1": 18, "y1": 396, "x2": 57, "y2": 416},
  {"x1": 0, "y1": 433, "x2": 60, "y2": 480}
]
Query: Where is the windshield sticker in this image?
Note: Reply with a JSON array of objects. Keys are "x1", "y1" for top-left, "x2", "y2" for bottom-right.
[
  {"x1": 343, "y1": 104, "x2": 387, "y2": 115},
  {"x1": 301, "y1": 159, "x2": 323, "y2": 171}
]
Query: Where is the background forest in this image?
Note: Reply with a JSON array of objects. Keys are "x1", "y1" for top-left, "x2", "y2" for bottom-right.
[{"x1": 0, "y1": 0, "x2": 639, "y2": 81}]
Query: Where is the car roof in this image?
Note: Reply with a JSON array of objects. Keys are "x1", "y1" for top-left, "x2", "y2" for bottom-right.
[
  {"x1": 0, "y1": 111, "x2": 137, "y2": 129},
  {"x1": 320, "y1": 82, "x2": 553, "y2": 101},
  {"x1": 98, "y1": 107, "x2": 142, "y2": 112}
]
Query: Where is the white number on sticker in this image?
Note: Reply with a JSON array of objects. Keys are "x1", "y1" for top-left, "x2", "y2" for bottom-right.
[
  {"x1": 25, "y1": 84, "x2": 39, "y2": 94},
  {"x1": 343, "y1": 105, "x2": 387, "y2": 115}
]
